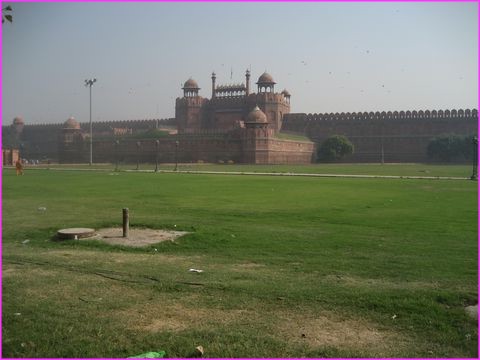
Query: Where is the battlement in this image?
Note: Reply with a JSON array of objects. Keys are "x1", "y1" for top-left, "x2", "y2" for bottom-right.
[
  {"x1": 2, "y1": 118, "x2": 174, "y2": 133},
  {"x1": 83, "y1": 118, "x2": 170, "y2": 131},
  {"x1": 215, "y1": 83, "x2": 247, "y2": 98},
  {"x1": 210, "y1": 96, "x2": 246, "y2": 110},
  {"x1": 283, "y1": 109, "x2": 478, "y2": 124}
]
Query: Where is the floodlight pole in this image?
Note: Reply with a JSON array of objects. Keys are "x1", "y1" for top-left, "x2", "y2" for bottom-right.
[{"x1": 85, "y1": 78, "x2": 97, "y2": 165}]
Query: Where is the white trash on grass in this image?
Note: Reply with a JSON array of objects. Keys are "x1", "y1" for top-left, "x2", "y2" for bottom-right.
[{"x1": 189, "y1": 268, "x2": 204, "y2": 273}]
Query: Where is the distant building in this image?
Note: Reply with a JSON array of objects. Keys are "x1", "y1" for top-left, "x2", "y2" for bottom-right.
[
  {"x1": 2, "y1": 69, "x2": 477, "y2": 164},
  {"x1": 172, "y1": 70, "x2": 312, "y2": 164},
  {"x1": 176, "y1": 70, "x2": 290, "y2": 134}
]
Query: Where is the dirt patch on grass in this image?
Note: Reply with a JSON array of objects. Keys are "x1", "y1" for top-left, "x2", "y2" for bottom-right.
[
  {"x1": 126, "y1": 302, "x2": 249, "y2": 333},
  {"x1": 124, "y1": 300, "x2": 405, "y2": 355},
  {"x1": 85, "y1": 227, "x2": 189, "y2": 247},
  {"x1": 275, "y1": 311, "x2": 405, "y2": 354},
  {"x1": 323, "y1": 274, "x2": 441, "y2": 291},
  {"x1": 3, "y1": 264, "x2": 57, "y2": 279},
  {"x1": 2, "y1": 266, "x2": 19, "y2": 278},
  {"x1": 46, "y1": 248, "x2": 204, "y2": 264},
  {"x1": 230, "y1": 262, "x2": 267, "y2": 271}
]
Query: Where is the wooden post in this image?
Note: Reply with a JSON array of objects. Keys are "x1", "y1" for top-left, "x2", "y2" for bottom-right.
[{"x1": 122, "y1": 208, "x2": 129, "y2": 238}]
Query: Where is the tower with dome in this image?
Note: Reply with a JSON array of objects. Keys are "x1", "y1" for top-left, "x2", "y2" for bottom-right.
[{"x1": 175, "y1": 70, "x2": 291, "y2": 134}]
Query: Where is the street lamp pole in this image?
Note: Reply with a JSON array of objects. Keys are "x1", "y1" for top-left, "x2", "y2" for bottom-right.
[
  {"x1": 174, "y1": 140, "x2": 179, "y2": 171},
  {"x1": 471, "y1": 136, "x2": 478, "y2": 181},
  {"x1": 84, "y1": 78, "x2": 97, "y2": 165},
  {"x1": 155, "y1": 140, "x2": 159, "y2": 172},
  {"x1": 136, "y1": 141, "x2": 141, "y2": 170},
  {"x1": 115, "y1": 140, "x2": 120, "y2": 171}
]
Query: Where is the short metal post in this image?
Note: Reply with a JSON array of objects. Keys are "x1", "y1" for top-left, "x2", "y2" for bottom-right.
[{"x1": 122, "y1": 208, "x2": 129, "y2": 238}]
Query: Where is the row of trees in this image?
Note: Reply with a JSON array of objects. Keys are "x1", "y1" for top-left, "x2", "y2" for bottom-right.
[{"x1": 316, "y1": 134, "x2": 476, "y2": 163}]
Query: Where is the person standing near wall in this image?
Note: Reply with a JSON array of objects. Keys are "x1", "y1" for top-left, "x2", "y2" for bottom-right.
[{"x1": 15, "y1": 159, "x2": 24, "y2": 175}]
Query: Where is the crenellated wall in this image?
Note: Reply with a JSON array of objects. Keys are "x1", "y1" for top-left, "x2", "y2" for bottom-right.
[
  {"x1": 2, "y1": 118, "x2": 174, "y2": 161},
  {"x1": 282, "y1": 109, "x2": 478, "y2": 162}
]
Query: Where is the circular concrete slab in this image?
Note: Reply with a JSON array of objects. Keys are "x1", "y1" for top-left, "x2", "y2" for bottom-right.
[{"x1": 57, "y1": 228, "x2": 96, "y2": 240}]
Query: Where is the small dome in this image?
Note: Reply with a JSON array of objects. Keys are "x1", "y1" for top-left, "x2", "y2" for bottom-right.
[
  {"x1": 281, "y1": 89, "x2": 291, "y2": 96},
  {"x1": 257, "y1": 72, "x2": 275, "y2": 84},
  {"x1": 245, "y1": 106, "x2": 267, "y2": 123},
  {"x1": 64, "y1": 116, "x2": 80, "y2": 130},
  {"x1": 183, "y1": 78, "x2": 199, "y2": 89},
  {"x1": 13, "y1": 116, "x2": 24, "y2": 125}
]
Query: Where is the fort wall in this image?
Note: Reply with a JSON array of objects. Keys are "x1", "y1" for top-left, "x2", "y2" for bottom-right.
[
  {"x1": 57, "y1": 129, "x2": 313, "y2": 165},
  {"x1": 2, "y1": 118, "x2": 174, "y2": 161},
  {"x1": 2, "y1": 148, "x2": 19, "y2": 166},
  {"x1": 89, "y1": 133, "x2": 244, "y2": 164},
  {"x1": 282, "y1": 109, "x2": 478, "y2": 162},
  {"x1": 267, "y1": 138, "x2": 314, "y2": 164},
  {"x1": 3, "y1": 108, "x2": 477, "y2": 164}
]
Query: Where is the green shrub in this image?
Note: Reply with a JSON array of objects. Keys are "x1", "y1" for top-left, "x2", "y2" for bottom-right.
[
  {"x1": 427, "y1": 134, "x2": 476, "y2": 162},
  {"x1": 317, "y1": 135, "x2": 354, "y2": 162}
]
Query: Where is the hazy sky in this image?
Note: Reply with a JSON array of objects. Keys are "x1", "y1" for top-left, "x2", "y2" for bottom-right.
[{"x1": 1, "y1": 2, "x2": 478, "y2": 125}]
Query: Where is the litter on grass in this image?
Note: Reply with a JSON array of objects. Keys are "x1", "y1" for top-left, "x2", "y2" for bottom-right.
[
  {"x1": 189, "y1": 268, "x2": 204, "y2": 273},
  {"x1": 195, "y1": 345, "x2": 204, "y2": 356},
  {"x1": 128, "y1": 351, "x2": 166, "y2": 358}
]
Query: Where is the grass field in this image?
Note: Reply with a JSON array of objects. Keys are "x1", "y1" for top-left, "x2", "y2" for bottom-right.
[{"x1": 2, "y1": 165, "x2": 478, "y2": 358}]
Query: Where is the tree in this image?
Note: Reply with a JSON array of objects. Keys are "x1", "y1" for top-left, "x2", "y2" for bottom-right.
[
  {"x1": 2, "y1": 5, "x2": 12, "y2": 24},
  {"x1": 317, "y1": 135, "x2": 354, "y2": 162},
  {"x1": 427, "y1": 134, "x2": 473, "y2": 162}
]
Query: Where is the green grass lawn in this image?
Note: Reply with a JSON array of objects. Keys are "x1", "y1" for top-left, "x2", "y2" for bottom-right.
[{"x1": 2, "y1": 167, "x2": 477, "y2": 358}]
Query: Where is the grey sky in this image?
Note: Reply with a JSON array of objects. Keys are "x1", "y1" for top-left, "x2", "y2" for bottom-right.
[{"x1": 1, "y1": 2, "x2": 477, "y2": 125}]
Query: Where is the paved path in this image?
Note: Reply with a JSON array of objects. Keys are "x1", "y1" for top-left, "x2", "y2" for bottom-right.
[
  {"x1": 4, "y1": 166, "x2": 472, "y2": 180},
  {"x1": 150, "y1": 170, "x2": 470, "y2": 180}
]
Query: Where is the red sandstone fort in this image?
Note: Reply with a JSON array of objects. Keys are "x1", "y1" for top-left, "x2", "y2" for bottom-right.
[{"x1": 2, "y1": 70, "x2": 478, "y2": 165}]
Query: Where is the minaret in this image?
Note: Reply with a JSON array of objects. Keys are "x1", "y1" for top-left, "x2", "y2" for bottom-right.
[
  {"x1": 211, "y1": 72, "x2": 216, "y2": 98},
  {"x1": 245, "y1": 69, "x2": 250, "y2": 96}
]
